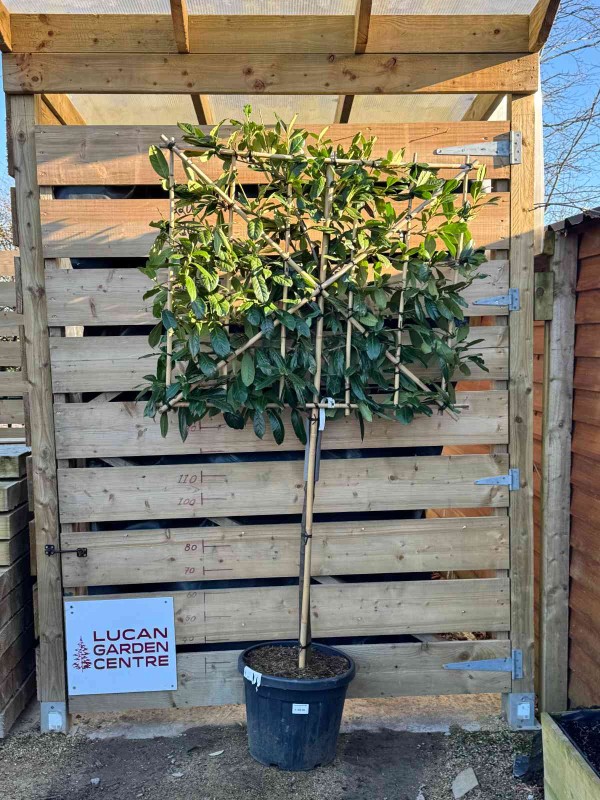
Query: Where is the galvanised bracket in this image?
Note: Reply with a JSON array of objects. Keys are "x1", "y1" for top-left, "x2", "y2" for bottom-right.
[
  {"x1": 473, "y1": 288, "x2": 520, "y2": 312},
  {"x1": 475, "y1": 468, "x2": 520, "y2": 491},
  {"x1": 443, "y1": 649, "x2": 523, "y2": 680},
  {"x1": 434, "y1": 132, "x2": 522, "y2": 164}
]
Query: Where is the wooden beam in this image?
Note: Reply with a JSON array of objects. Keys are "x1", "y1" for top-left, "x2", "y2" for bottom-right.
[
  {"x1": 0, "y1": 2, "x2": 11, "y2": 53},
  {"x1": 169, "y1": 0, "x2": 189, "y2": 53},
  {"x1": 336, "y1": 0, "x2": 372, "y2": 124},
  {"x1": 3, "y1": 52, "x2": 540, "y2": 95},
  {"x1": 529, "y1": 0, "x2": 561, "y2": 52},
  {"x1": 190, "y1": 94, "x2": 213, "y2": 126},
  {"x1": 41, "y1": 94, "x2": 85, "y2": 126},
  {"x1": 509, "y1": 93, "x2": 536, "y2": 695},
  {"x1": 462, "y1": 94, "x2": 505, "y2": 122},
  {"x1": 8, "y1": 96, "x2": 66, "y2": 713},
  {"x1": 7, "y1": 13, "x2": 533, "y2": 55},
  {"x1": 539, "y1": 229, "x2": 577, "y2": 714}
]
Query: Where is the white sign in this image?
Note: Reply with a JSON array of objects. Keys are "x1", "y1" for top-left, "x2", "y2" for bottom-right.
[
  {"x1": 65, "y1": 597, "x2": 177, "y2": 696},
  {"x1": 292, "y1": 703, "x2": 309, "y2": 715}
]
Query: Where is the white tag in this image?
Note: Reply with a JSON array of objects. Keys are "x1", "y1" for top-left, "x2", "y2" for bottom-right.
[
  {"x1": 517, "y1": 702, "x2": 530, "y2": 719},
  {"x1": 243, "y1": 665, "x2": 262, "y2": 690},
  {"x1": 47, "y1": 711, "x2": 64, "y2": 731},
  {"x1": 292, "y1": 703, "x2": 309, "y2": 715}
]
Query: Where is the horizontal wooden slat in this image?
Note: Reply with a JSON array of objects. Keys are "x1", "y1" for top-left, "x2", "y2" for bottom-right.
[
  {"x1": 46, "y1": 262, "x2": 510, "y2": 327},
  {"x1": 0, "y1": 372, "x2": 26, "y2": 396},
  {"x1": 40, "y1": 196, "x2": 510, "y2": 258},
  {"x1": 0, "y1": 282, "x2": 16, "y2": 309},
  {"x1": 577, "y1": 256, "x2": 600, "y2": 292},
  {"x1": 57, "y1": 454, "x2": 509, "y2": 523},
  {"x1": 69, "y1": 638, "x2": 511, "y2": 711},
  {"x1": 61, "y1": 515, "x2": 509, "y2": 587},
  {"x1": 0, "y1": 555, "x2": 29, "y2": 602},
  {"x1": 0, "y1": 670, "x2": 35, "y2": 738},
  {"x1": 66, "y1": 577, "x2": 509, "y2": 644},
  {"x1": 10, "y1": 14, "x2": 531, "y2": 55},
  {"x1": 0, "y1": 401, "x2": 24, "y2": 427},
  {"x1": 0, "y1": 342, "x2": 21, "y2": 368},
  {"x1": 574, "y1": 358, "x2": 600, "y2": 392},
  {"x1": 575, "y1": 324, "x2": 600, "y2": 358},
  {"x1": 0, "y1": 478, "x2": 28, "y2": 513},
  {"x1": 0, "y1": 252, "x2": 17, "y2": 277},
  {"x1": 573, "y1": 389, "x2": 600, "y2": 426},
  {"x1": 3, "y1": 52, "x2": 539, "y2": 95},
  {"x1": 576, "y1": 290, "x2": 600, "y2": 324},
  {"x1": 0, "y1": 604, "x2": 33, "y2": 661},
  {"x1": 35, "y1": 123, "x2": 512, "y2": 185},
  {"x1": 49, "y1": 331, "x2": 507, "y2": 393},
  {"x1": 0, "y1": 504, "x2": 28, "y2": 539},
  {"x1": 0, "y1": 311, "x2": 23, "y2": 329},
  {"x1": 0, "y1": 581, "x2": 30, "y2": 630},
  {"x1": 0, "y1": 529, "x2": 29, "y2": 566},
  {"x1": 572, "y1": 422, "x2": 600, "y2": 462},
  {"x1": 0, "y1": 625, "x2": 34, "y2": 685},
  {"x1": 0, "y1": 445, "x2": 29, "y2": 479},
  {"x1": 54, "y1": 391, "x2": 508, "y2": 459}
]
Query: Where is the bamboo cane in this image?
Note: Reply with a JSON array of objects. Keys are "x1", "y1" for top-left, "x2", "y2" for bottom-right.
[
  {"x1": 165, "y1": 140, "x2": 176, "y2": 387},
  {"x1": 220, "y1": 155, "x2": 236, "y2": 381},
  {"x1": 279, "y1": 182, "x2": 292, "y2": 399},
  {"x1": 298, "y1": 162, "x2": 335, "y2": 670},
  {"x1": 344, "y1": 222, "x2": 358, "y2": 416},
  {"x1": 393, "y1": 160, "x2": 415, "y2": 405}
]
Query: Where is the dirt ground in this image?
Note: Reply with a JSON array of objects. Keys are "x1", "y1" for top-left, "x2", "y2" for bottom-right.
[{"x1": 1, "y1": 701, "x2": 543, "y2": 800}]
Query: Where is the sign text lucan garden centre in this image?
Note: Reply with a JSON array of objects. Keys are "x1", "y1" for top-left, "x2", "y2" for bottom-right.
[{"x1": 65, "y1": 597, "x2": 177, "y2": 695}]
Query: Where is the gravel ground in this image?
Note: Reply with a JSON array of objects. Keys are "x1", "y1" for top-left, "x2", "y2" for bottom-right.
[{"x1": 0, "y1": 715, "x2": 543, "y2": 800}]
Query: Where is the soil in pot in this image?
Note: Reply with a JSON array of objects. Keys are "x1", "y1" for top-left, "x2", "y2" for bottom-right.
[
  {"x1": 244, "y1": 644, "x2": 350, "y2": 679},
  {"x1": 558, "y1": 710, "x2": 600, "y2": 776}
]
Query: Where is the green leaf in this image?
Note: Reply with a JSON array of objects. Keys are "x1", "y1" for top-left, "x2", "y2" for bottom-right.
[
  {"x1": 189, "y1": 326, "x2": 202, "y2": 358},
  {"x1": 178, "y1": 407, "x2": 189, "y2": 442},
  {"x1": 148, "y1": 321, "x2": 163, "y2": 348},
  {"x1": 160, "y1": 412, "x2": 169, "y2": 438},
  {"x1": 267, "y1": 409, "x2": 285, "y2": 445},
  {"x1": 253, "y1": 410, "x2": 266, "y2": 439},
  {"x1": 210, "y1": 326, "x2": 231, "y2": 358},
  {"x1": 252, "y1": 274, "x2": 270, "y2": 304},
  {"x1": 198, "y1": 352, "x2": 217, "y2": 377},
  {"x1": 247, "y1": 218, "x2": 264, "y2": 240},
  {"x1": 185, "y1": 275, "x2": 197, "y2": 302},
  {"x1": 291, "y1": 408, "x2": 307, "y2": 444},
  {"x1": 358, "y1": 402, "x2": 373, "y2": 422},
  {"x1": 241, "y1": 352, "x2": 255, "y2": 387},
  {"x1": 161, "y1": 309, "x2": 177, "y2": 331},
  {"x1": 191, "y1": 298, "x2": 206, "y2": 319},
  {"x1": 149, "y1": 145, "x2": 170, "y2": 180},
  {"x1": 223, "y1": 411, "x2": 245, "y2": 430},
  {"x1": 366, "y1": 334, "x2": 382, "y2": 360}
]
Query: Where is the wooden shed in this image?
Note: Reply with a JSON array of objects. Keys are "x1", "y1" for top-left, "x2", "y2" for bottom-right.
[{"x1": 0, "y1": 1, "x2": 558, "y2": 732}]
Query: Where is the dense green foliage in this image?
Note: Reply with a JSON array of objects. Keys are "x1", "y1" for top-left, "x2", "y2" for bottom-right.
[{"x1": 140, "y1": 107, "x2": 490, "y2": 444}]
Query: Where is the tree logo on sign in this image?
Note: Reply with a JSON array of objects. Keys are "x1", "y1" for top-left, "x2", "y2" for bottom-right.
[{"x1": 72, "y1": 636, "x2": 92, "y2": 671}]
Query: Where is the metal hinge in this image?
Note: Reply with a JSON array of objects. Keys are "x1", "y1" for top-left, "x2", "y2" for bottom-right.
[
  {"x1": 475, "y1": 468, "x2": 520, "y2": 491},
  {"x1": 435, "y1": 131, "x2": 522, "y2": 164},
  {"x1": 45, "y1": 544, "x2": 88, "y2": 558},
  {"x1": 444, "y1": 649, "x2": 523, "y2": 680},
  {"x1": 473, "y1": 288, "x2": 520, "y2": 311}
]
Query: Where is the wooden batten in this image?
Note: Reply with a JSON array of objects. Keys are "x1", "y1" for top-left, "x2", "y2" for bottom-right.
[
  {"x1": 3, "y1": 52, "x2": 540, "y2": 95},
  {"x1": 66, "y1": 577, "x2": 509, "y2": 644}
]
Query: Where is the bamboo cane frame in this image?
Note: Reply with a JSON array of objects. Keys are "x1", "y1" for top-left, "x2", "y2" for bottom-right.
[{"x1": 158, "y1": 135, "x2": 475, "y2": 419}]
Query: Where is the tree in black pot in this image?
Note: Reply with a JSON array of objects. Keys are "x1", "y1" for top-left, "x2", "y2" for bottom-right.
[{"x1": 140, "y1": 107, "x2": 490, "y2": 769}]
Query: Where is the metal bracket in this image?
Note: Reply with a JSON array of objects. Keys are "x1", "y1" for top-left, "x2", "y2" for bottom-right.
[
  {"x1": 41, "y1": 701, "x2": 68, "y2": 733},
  {"x1": 444, "y1": 649, "x2": 523, "y2": 680},
  {"x1": 475, "y1": 468, "x2": 520, "y2": 491},
  {"x1": 45, "y1": 544, "x2": 88, "y2": 558},
  {"x1": 503, "y1": 693, "x2": 540, "y2": 731},
  {"x1": 473, "y1": 288, "x2": 520, "y2": 311},
  {"x1": 435, "y1": 131, "x2": 522, "y2": 164}
]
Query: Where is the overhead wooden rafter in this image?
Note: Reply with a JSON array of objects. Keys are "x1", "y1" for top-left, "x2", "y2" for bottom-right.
[
  {"x1": 335, "y1": 0, "x2": 372, "y2": 124},
  {"x1": 529, "y1": 0, "x2": 561, "y2": 52},
  {"x1": 0, "y1": 1, "x2": 10, "y2": 53},
  {"x1": 169, "y1": 0, "x2": 213, "y2": 126},
  {"x1": 462, "y1": 94, "x2": 505, "y2": 122},
  {"x1": 3, "y1": 53, "x2": 540, "y2": 96},
  {"x1": 40, "y1": 94, "x2": 85, "y2": 126}
]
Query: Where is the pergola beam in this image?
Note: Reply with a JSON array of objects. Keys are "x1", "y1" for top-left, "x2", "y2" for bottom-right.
[
  {"x1": 41, "y1": 94, "x2": 85, "y2": 126},
  {"x1": 529, "y1": 0, "x2": 561, "y2": 52},
  {"x1": 6, "y1": 12, "x2": 539, "y2": 55},
  {"x1": 336, "y1": 0, "x2": 372, "y2": 124},
  {"x1": 169, "y1": 1, "x2": 213, "y2": 128},
  {"x1": 462, "y1": 94, "x2": 505, "y2": 122},
  {"x1": 0, "y1": 1, "x2": 10, "y2": 52},
  {"x1": 3, "y1": 52, "x2": 539, "y2": 96}
]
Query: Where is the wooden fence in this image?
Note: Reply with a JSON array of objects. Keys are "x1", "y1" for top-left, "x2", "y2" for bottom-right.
[
  {"x1": 0, "y1": 250, "x2": 26, "y2": 442},
  {"x1": 9, "y1": 112, "x2": 536, "y2": 719}
]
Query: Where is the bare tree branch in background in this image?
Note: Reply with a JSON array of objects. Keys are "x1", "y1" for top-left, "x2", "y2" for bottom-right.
[
  {"x1": 542, "y1": 0, "x2": 600, "y2": 221},
  {"x1": 0, "y1": 194, "x2": 12, "y2": 250}
]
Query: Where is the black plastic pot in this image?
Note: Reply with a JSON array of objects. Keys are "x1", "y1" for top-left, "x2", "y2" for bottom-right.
[{"x1": 238, "y1": 641, "x2": 356, "y2": 771}]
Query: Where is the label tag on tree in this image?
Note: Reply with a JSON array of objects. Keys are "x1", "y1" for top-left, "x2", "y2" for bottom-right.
[
  {"x1": 292, "y1": 703, "x2": 310, "y2": 715},
  {"x1": 65, "y1": 597, "x2": 177, "y2": 696}
]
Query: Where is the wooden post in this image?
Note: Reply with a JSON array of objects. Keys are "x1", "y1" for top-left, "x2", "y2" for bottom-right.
[
  {"x1": 508, "y1": 94, "x2": 536, "y2": 699},
  {"x1": 540, "y1": 229, "x2": 577, "y2": 713},
  {"x1": 9, "y1": 95, "x2": 67, "y2": 731}
]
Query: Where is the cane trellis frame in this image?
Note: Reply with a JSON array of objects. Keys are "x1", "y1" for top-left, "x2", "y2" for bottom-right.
[{"x1": 157, "y1": 132, "x2": 485, "y2": 667}]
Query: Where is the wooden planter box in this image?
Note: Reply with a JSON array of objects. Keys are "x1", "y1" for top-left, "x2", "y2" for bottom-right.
[{"x1": 542, "y1": 711, "x2": 600, "y2": 800}]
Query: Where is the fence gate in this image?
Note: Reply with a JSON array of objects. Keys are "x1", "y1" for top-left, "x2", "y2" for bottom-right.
[{"x1": 12, "y1": 114, "x2": 535, "y2": 727}]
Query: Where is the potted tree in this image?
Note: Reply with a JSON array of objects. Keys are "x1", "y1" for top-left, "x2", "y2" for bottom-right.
[{"x1": 140, "y1": 107, "x2": 490, "y2": 770}]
